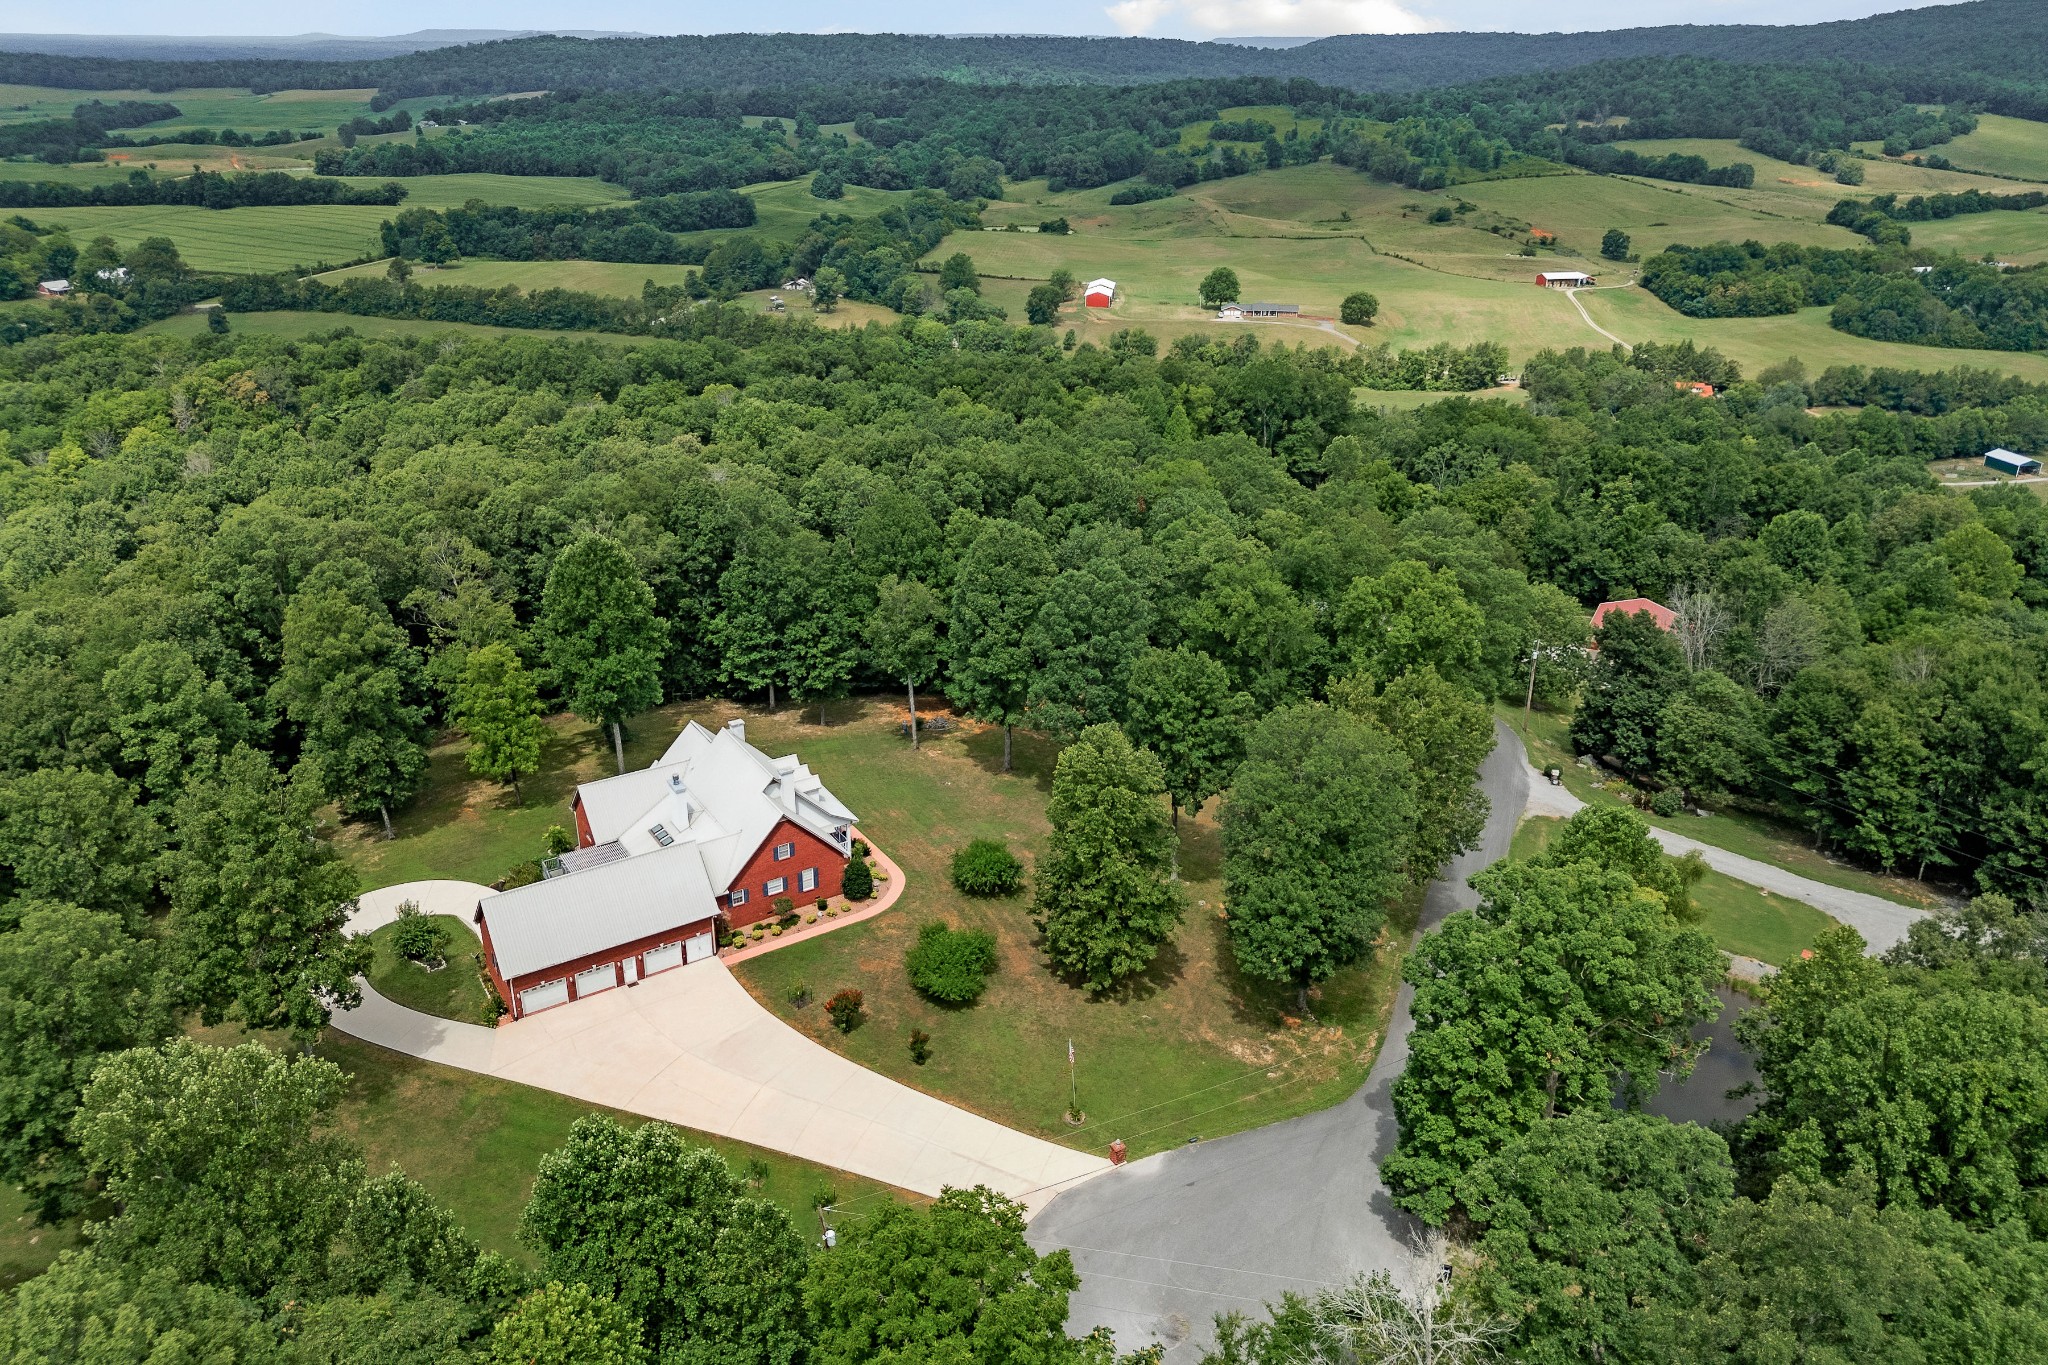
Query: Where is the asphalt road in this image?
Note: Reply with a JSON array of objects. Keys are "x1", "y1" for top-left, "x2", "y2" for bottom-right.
[{"x1": 1028, "y1": 722, "x2": 1529, "y2": 1360}]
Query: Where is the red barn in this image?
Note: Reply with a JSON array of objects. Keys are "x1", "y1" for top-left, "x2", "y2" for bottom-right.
[
  {"x1": 479, "y1": 718, "x2": 859, "y2": 1019},
  {"x1": 1084, "y1": 277, "x2": 1116, "y2": 307}
]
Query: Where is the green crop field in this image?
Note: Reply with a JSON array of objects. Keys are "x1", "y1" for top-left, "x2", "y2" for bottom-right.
[
  {"x1": 0, "y1": 84, "x2": 402, "y2": 133},
  {"x1": 1905, "y1": 208, "x2": 2048, "y2": 266},
  {"x1": 319, "y1": 256, "x2": 701, "y2": 293},
  {"x1": 34, "y1": 203, "x2": 390, "y2": 272},
  {"x1": 1922, "y1": 114, "x2": 2048, "y2": 182},
  {"x1": 323, "y1": 172, "x2": 633, "y2": 210}
]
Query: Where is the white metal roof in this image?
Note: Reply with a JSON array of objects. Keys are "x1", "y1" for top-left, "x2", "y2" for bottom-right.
[
  {"x1": 1085, "y1": 278, "x2": 1115, "y2": 293},
  {"x1": 480, "y1": 842, "x2": 718, "y2": 980},
  {"x1": 1538, "y1": 271, "x2": 1594, "y2": 283}
]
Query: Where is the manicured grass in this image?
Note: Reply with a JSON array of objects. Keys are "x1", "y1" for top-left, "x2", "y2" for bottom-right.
[
  {"x1": 32, "y1": 203, "x2": 390, "y2": 272},
  {"x1": 1504, "y1": 703, "x2": 1944, "y2": 910},
  {"x1": 1883, "y1": 114, "x2": 2048, "y2": 183},
  {"x1": 1512, "y1": 814, "x2": 1833, "y2": 966},
  {"x1": 365, "y1": 915, "x2": 496, "y2": 1025},
  {"x1": 317, "y1": 1033, "x2": 910, "y2": 1258},
  {"x1": 726, "y1": 699, "x2": 1411, "y2": 1160}
]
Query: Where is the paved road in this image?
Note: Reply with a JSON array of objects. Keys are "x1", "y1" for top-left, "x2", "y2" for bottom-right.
[
  {"x1": 1522, "y1": 758, "x2": 1926, "y2": 954},
  {"x1": 336, "y1": 880, "x2": 1107, "y2": 1214},
  {"x1": 1026, "y1": 722, "x2": 1529, "y2": 1360}
]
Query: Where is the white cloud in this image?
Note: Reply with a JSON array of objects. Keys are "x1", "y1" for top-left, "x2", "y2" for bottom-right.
[{"x1": 1108, "y1": 0, "x2": 1437, "y2": 36}]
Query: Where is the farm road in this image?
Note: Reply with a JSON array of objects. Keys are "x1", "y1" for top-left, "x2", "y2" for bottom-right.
[{"x1": 1026, "y1": 721, "x2": 1528, "y2": 1361}]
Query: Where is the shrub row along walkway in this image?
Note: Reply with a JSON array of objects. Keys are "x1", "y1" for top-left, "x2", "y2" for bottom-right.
[{"x1": 336, "y1": 879, "x2": 1108, "y2": 1214}]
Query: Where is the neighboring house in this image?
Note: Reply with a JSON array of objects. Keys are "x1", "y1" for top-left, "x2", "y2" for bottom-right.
[
  {"x1": 1676, "y1": 380, "x2": 1716, "y2": 398},
  {"x1": 1591, "y1": 597, "x2": 1677, "y2": 633},
  {"x1": 477, "y1": 718, "x2": 859, "y2": 1019},
  {"x1": 36, "y1": 279, "x2": 70, "y2": 297},
  {"x1": 1240, "y1": 301, "x2": 1299, "y2": 316},
  {"x1": 1217, "y1": 303, "x2": 1244, "y2": 320},
  {"x1": 1536, "y1": 271, "x2": 1595, "y2": 288},
  {"x1": 94, "y1": 267, "x2": 130, "y2": 284},
  {"x1": 781, "y1": 277, "x2": 812, "y2": 293},
  {"x1": 1985, "y1": 447, "x2": 2043, "y2": 475},
  {"x1": 1084, "y1": 277, "x2": 1116, "y2": 307}
]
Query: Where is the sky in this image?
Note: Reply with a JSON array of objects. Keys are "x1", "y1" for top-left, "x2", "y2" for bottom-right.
[{"x1": 8, "y1": 0, "x2": 1938, "y2": 42}]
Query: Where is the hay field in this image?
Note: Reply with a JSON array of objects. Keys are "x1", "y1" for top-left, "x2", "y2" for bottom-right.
[
  {"x1": 321, "y1": 174, "x2": 632, "y2": 210},
  {"x1": 1904, "y1": 209, "x2": 2048, "y2": 266},
  {"x1": 1872, "y1": 115, "x2": 2048, "y2": 183},
  {"x1": 36, "y1": 204, "x2": 390, "y2": 272},
  {"x1": 0, "y1": 85, "x2": 395, "y2": 133},
  {"x1": 317, "y1": 257, "x2": 701, "y2": 293}
]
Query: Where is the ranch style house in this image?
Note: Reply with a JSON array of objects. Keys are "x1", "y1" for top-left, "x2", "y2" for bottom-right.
[{"x1": 476, "y1": 718, "x2": 859, "y2": 1019}]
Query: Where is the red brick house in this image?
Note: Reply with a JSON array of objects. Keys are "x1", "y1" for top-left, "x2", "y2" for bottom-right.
[{"x1": 478, "y1": 718, "x2": 859, "y2": 1019}]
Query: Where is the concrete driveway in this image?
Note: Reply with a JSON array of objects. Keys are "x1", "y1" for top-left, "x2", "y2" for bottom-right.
[
  {"x1": 337, "y1": 882, "x2": 1108, "y2": 1214},
  {"x1": 1026, "y1": 722, "x2": 1528, "y2": 1359}
]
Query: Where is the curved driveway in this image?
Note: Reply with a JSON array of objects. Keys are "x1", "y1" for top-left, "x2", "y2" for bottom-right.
[
  {"x1": 1026, "y1": 722, "x2": 1528, "y2": 1359},
  {"x1": 334, "y1": 881, "x2": 1108, "y2": 1214}
]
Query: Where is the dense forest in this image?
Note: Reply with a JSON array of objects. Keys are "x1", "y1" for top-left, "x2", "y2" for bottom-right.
[
  {"x1": 4, "y1": 229, "x2": 2048, "y2": 1355},
  {"x1": 1, "y1": 0, "x2": 2043, "y2": 97}
]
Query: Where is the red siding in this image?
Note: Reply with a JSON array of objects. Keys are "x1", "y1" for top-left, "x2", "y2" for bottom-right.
[
  {"x1": 722, "y1": 818, "x2": 850, "y2": 928},
  {"x1": 482, "y1": 903, "x2": 719, "y2": 1019},
  {"x1": 571, "y1": 795, "x2": 595, "y2": 848}
]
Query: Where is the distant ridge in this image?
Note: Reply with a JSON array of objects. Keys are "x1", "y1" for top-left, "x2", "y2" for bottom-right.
[
  {"x1": 0, "y1": 29, "x2": 647, "y2": 63},
  {"x1": 0, "y1": 1, "x2": 2038, "y2": 96}
]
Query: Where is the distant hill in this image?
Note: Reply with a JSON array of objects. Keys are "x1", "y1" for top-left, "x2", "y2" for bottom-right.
[
  {"x1": 0, "y1": 1, "x2": 2040, "y2": 96},
  {"x1": 0, "y1": 29, "x2": 646, "y2": 63}
]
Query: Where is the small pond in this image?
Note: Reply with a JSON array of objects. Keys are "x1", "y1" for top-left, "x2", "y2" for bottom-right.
[{"x1": 1637, "y1": 983, "x2": 1763, "y2": 1127}]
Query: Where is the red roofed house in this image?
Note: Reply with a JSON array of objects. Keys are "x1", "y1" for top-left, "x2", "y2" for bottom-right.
[
  {"x1": 1676, "y1": 381, "x2": 1716, "y2": 398},
  {"x1": 477, "y1": 718, "x2": 858, "y2": 1019},
  {"x1": 1592, "y1": 597, "x2": 1677, "y2": 633}
]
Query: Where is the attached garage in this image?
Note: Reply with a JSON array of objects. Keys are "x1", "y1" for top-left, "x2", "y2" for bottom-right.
[
  {"x1": 686, "y1": 930, "x2": 716, "y2": 964},
  {"x1": 642, "y1": 941, "x2": 684, "y2": 975},
  {"x1": 574, "y1": 963, "x2": 619, "y2": 997},
  {"x1": 518, "y1": 978, "x2": 570, "y2": 1015}
]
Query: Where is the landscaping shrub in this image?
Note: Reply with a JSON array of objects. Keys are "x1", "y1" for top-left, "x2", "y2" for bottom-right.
[
  {"x1": 544, "y1": 824, "x2": 576, "y2": 856},
  {"x1": 852, "y1": 838, "x2": 869, "y2": 858},
  {"x1": 390, "y1": 901, "x2": 448, "y2": 963},
  {"x1": 950, "y1": 839, "x2": 1024, "y2": 896},
  {"x1": 1650, "y1": 788, "x2": 1686, "y2": 817},
  {"x1": 825, "y1": 989, "x2": 865, "y2": 1032},
  {"x1": 909, "y1": 1029, "x2": 932, "y2": 1064},
  {"x1": 787, "y1": 981, "x2": 811, "y2": 1008},
  {"x1": 773, "y1": 895, "x2": 798, "y2": 926},
  {"x1": 841, "y1": 856, "x2": 874, "y2": 901},
  {"x1": 501, "y1": 860, "x2": 543, "y2": 889},
  {"x1": 905, "y1": 921, "x2": 999, "y2": 1004}
]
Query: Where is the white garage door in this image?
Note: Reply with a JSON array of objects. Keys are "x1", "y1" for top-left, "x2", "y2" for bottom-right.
[
  {"x1": 518, "y1": 979, "x2": 569, "y2": 1015},
  {"x1": 643, "y1": 942, "x2": 683, "y2": 975},
  {"x1": 685, "y1": 931, "x2": 716, "y2": 964},
  {"x1": 575, "y1": 963, "x2": 618, "y2": 998}
]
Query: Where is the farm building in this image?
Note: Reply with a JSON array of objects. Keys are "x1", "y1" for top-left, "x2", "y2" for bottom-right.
[
  {"x1": 36, "y1": 279, "x2": 69, "y2": 297},
  {"x1": 1592, "y1": 597, "x2": 1677, "y2": 633},
  {"x1": 1240, "y1": 302, "x2": 1299, "y2": 316},
  {"x1": 477, "y1": 718, "x2": 859, "y2": 1019},
  {"x1": 1985, "y1": 448, "x2": 2042, "y2": 475},
  {"x1": 1536, "y1": 271, "x2": 1595, "y2": 288},
  {"x1": 1084, "y1": 278, "x2": 1116, "y2": 307}
]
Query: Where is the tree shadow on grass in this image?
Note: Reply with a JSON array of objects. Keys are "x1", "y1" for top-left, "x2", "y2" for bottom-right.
[
  {"x1": 1207, "y1": 912, "x2": 1391, "y2": 1033},
  {"x1": 1023, "y1": 927, "x2": 1191, "y2": 1005},
  {"x1": 959, "y1": 723, "x2": 1061, "y2": 795}
]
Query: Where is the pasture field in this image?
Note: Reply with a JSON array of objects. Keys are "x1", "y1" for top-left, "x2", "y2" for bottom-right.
[
  {"x1": 143, "y1": 310, "x2": 636, "y2": 344},
  {"x1": 1575, "y1": 287, "x2": 2048, "y2": 384},
  {"x1": 320, "y1": 256, "x2": 701, "y2": 292},
  {"x1": 1902, "y1": 208, "x2": 2048, "y2": 266},
  {"x1": 1607, "y1": 136, "x2": 2022, "y2": 213},
  {"x1": 1871, "y1": 114, "x2": 2048, "y2": 183},
  {"x1": 0, "y1": 84, "x2": 408, "y2": 133},
  {"x1": 1454, "y1": 172, "x2": 1856, "y2": 259},
  {"x1": 321, "y1": 172, "x2": 633, "y2": 210},
  {"x1": 0, "y1": 159, "x2": 142, "y2": 185},
  {"x1": 1178, "y1": 103, "x2": 1330, "y2": 150},
  {"x1": 34, "y1": 203, "x2": 390, "y2": 272}
]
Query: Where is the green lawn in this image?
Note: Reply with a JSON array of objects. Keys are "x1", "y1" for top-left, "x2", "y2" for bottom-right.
[
  {"x1": 0, "y1": 1187, "x2": 82, "y2": 1291},
  {"x1": 317, "y1": 1034, "x2": 909, "y2": 1257},
  {"x1": 365, "y1": 914, "x2": 496, "y2": 1025},
  {"x1": 1511, "y1": 814, "x2": 1833, "y2": 966},
  {"x1": 345, "y1": 695, "x2": 1412, "y2": 1162},
  {"x1": 1504, "y1": 703, "x2": 1944, "y2": 910}
]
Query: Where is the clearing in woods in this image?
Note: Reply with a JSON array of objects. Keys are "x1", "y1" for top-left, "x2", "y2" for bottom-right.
[{"x1": 1865, "y1": 114, "x2": 2048, "y2": 182}]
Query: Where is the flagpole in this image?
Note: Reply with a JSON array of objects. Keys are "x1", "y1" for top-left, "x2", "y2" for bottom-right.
[{"x1": 1067, "y1": 1039, "x2": 1078, "y2": 1123}]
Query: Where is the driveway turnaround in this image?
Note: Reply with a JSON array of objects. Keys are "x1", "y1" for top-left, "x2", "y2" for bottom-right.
[
  {"x1": 1026, "y1": 723, "x2": 1528, "y2": 1360},
  {"x1": 1520, "y1": 752, "x2": 1927, "y2": 953},
  {"x1": 338, "y1": 882, "x2": 1108, "y2": 1214}
]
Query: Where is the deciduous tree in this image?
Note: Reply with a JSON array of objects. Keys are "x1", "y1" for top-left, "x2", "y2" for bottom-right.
[
  {"x1": 1121, "y1": 644, "x2": 1249, "y2": 829},
  {"x1": 1336, "y1": 560, "x2": 1485, "y2": 690},
  {"x1": 540, "y1": 534, "x2": 665, "y2": 774},
  {"x1": 1199, "y1": 266, "x2": 1240, "y2": 306},
  {"x1": 453, "y1": 641, "x2": 547, "y2": 798},
  {"x1": 947, "y1": 521, "x2": 1054, "y2": 772},
  {"x1": 1222, "y1": 704, "x2": 1416, "y2": 1013},
  {"x1": 1033, "y1": 724, "x2": 1186, "y2": 992},
  {"x1": 1336, "y1": 665, "x2": 1492, "y2": 881},
  {"x1": 867, "y1": 575, "x2": 943, "y2": 748}
]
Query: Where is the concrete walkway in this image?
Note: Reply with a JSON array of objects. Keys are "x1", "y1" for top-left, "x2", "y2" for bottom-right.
[
  {"x1": 337, "y1": 882, "x2": 1108, "y2": 1214},
  {"x1": 1515, "y1": 748, "x2": 1926, "y2": 953}
]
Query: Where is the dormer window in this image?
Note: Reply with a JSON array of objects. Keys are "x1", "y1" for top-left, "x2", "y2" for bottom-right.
[{"x1": 649, "y1": 823, "x2": 675, "y2": 847}]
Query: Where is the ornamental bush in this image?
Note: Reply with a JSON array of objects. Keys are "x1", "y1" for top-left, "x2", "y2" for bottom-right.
[
  {"x1": 825, "y1": 989, "x2": 865, "y2": 1032},
  {"x1": 390, "y1": 901, "x2": 448, "y2": 963},
  {"x1": 841, "y1": 856, "x2": 874, "y2": 901},
  {"x1": 950, "y1": 839, "x2": 1024, "y2": 897},
  {"x1": 905, "y1": 921, "x2": 999, "y2": 1005}
]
